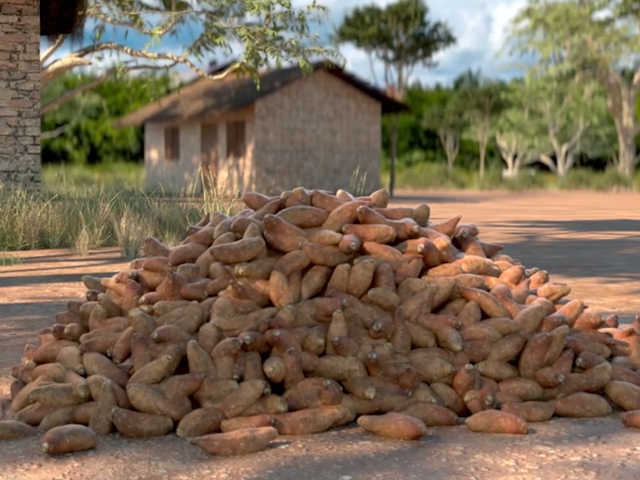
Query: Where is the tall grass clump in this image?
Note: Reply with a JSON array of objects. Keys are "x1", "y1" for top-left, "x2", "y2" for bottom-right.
[
  {"x1": 348, "y1": 166, "x2": 369, "y2": 197},
  {"x1": 0, "y1": 175, "x2": 236, "y2": 255}
]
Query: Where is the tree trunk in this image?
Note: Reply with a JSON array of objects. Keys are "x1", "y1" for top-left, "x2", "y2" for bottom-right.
[
  {"x1": 478, "y1": 135, "x2": 488, "y2": 180},
  {"x1": 389, "y1": 115, "x2": 398, "y2": 197},
  {"x1": 440, "y1": 131, "x2": 459, "y2": 175},
  {"x1": 556, "y1": 147, "x2": 576, "y2": 180},
  {"x1": 608, "y1": 83, "x2": 638, "y2": 180},
  {"x1": 616, "y1": 127, "x2": 636, "y2": 180}
]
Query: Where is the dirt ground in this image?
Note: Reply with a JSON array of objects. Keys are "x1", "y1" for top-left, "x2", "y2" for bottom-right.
[{"x1": 1, "y1": 190, "x2": 639, "y2": 480}]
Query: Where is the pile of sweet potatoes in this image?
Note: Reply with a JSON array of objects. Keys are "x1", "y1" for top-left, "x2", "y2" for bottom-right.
[{"x1": 2, "y1": 186, "x2": 640, "y2": 455}]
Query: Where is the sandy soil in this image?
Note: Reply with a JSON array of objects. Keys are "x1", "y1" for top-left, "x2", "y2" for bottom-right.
[{"x1": 0, "y1": 190, "x2": 639, "y2": 480}]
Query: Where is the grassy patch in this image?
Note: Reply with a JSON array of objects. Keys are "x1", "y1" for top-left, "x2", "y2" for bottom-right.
[
  {"x1": 382, "y1": 163, "x2": 640, "y2": 192},
  {"x1": 0, "y1": 181, "x2": 236, "y2": 256},
  {"x1": 42, "y1": 162, "x2": 145, "y2": 192},
  {"x1": 0, "y1": 251, "x2": 21, "y2": 266}
]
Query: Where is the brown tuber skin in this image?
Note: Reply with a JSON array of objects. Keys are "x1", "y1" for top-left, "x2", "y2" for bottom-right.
[
  {"x1": 357, "y1": 412, "x2": 429, "y2": 440},
  {"x1": 41, "y1": 424, "x2": 98, "y2": 455},
  {"x1": 190, "y1": 426, "x2": 279, "y2": 456},
  {"x1": 465, "y1": 410, "x2": 529, "y2": 434}
]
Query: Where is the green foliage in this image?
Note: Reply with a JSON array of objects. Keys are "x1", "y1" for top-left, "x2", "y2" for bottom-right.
[
  {"x1": 421, "y1": 91, "x2": 468, "y2": 171},
  {"x1": 506, "y1": 0, "x2": 640, "y2": 178},
  {"x1": 333, "y1": 0, "x2": 455, "y2": 86},
  {"x1": 42, "y1": 72, "x2": 175, "y2": 165}
]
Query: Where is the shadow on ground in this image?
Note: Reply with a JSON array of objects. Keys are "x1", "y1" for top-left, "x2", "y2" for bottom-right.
[{"x1": 492, "y1": 219, "x2": 640, "y2": 282}]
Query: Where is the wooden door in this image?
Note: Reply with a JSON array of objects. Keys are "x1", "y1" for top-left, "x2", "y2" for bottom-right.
[{"x1": 200, "y1": 123, "x2": 218, "y2": 190}]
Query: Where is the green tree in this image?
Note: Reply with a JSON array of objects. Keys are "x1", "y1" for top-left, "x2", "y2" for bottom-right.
[
  {"x1": 494, "y1": 82, "x2": 546, "y2": 178},
  {"x1": 454, "y1": 70, "x2": 507, "y2": 179},
  {"x1": 334, "y1": 0, "x2": 455, "y2": 196},
  {"x1": 422, "y1": 93, "x2": 468, "y2": 174},
  {"x1": 528, "y1": 74, "x2": 609, "y2": 178},
  {"x1": 507, "y1": 0, "x2": 640, "y2": 180},
  {"x1": 41, "y1": 0, "x2": 335, "y2": 114}
]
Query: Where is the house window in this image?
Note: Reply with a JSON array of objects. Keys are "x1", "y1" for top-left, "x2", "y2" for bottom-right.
[
  {"x1": 226, "y1": 121, "x2": 246, "y2": 159},
  {"x1": 164, "y1": 126, "x2": 180, "y2": 161}
]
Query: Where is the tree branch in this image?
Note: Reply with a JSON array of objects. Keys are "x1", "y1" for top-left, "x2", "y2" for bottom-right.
[
  {"x1": 42, "y1": 69, "x2": 116, "y2": 115},
  {"x1": 65, "y1": 41, "x2": 212, "y2": 79},
  {"x1": 538, "y1": 153, "x2": 557, "y2": 172},
  {"x1": 41, "y1": 123, "x2": 73, "y2": 141},
  {"x1": 567, "y1": 116, "x2": 588, "y2": 151},
  {"x1": 91, "y1": 10, "x2": 182, "y2": 36},
  {"x1": 41, "y1": 35, "x2": 68, "y2": 64},
  {"x1": 42, "y1": 57, "x2": 93, "y2": 84}
]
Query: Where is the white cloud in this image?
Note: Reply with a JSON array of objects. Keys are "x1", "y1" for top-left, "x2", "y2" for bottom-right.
[{"x1": 312, "y1": 0, "x2": 528, "y2": 86}]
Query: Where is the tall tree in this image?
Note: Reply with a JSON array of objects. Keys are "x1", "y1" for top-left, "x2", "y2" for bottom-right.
[
  {"x1": 494, "y1": 82, "x2": 545, "y2": 178},
  {"x1": 334, "y1": 0, "x2": 455, "y2": 196},
  {"x1": 41, "y1": 0, "x2": 335, "y2": 114},
  {"x1": 422, "y1": 93, "x2": 468, "y2": 174},
  {"x1": 454, "y1": 70, "x2": 506, "y2": 179},
  {"x1": 508, "y1": 0, "x2": 640, "y2": 180},
  {"x1": 528, "y1": 74, "x2": 609, "y2": 179}
]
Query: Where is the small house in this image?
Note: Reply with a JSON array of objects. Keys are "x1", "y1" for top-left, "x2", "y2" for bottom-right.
[{"x1": 116, "y1": 61, "x2": 408, "y2": 196}]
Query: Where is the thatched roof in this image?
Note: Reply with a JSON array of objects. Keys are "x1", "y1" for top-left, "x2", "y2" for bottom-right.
[
  {"x1": 40, "y1": 0, "x2": 86, "y2": 37},
  {"x1": 116, "y1": 61, "x2": 409, "y2": 127}
]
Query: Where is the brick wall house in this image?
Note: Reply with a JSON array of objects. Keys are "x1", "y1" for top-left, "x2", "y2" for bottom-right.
[
  {"x1": 0, "y1": 0, "x2": 41, "y2": 187},
  {"x1": 117, "y1": 62, "x2": 408, "y2": 196}
]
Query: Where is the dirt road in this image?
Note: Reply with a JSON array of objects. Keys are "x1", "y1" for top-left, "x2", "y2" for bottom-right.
[{"x1": 1, "y1": 190, "x2": 639, "y2": 480}]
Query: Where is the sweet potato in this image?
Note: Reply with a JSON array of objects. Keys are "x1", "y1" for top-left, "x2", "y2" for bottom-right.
[
  {"x1": 209, "y1": 237, "x2": 266, "y2": 264},
  {"x1": 302, "y1": 242, "x2": 352, "y2": 267},
  {"x1": 190, "y1": 426, "x2": 278, "y2": 456},
  {"x1": 400, "y1": 402, "x2": 459, "y2": 426},
  {"x1": 500, "y1": 401, "x2": 554, "y2": 423},
  {"x1": 126, "y1": 383, "x2": 192, "y2": 421},
  {"x1": 611, "y1": 365, "x2": 640, "y2": 387},
  {"x1": 111, "y1": 407, "x2": 173, "y2": 438},
  {"x1": 28, "y1": 382, "x2": 89, "y2": 408},
  {"x1": 273, "y1": 405, "x2": 353, "y2": 435},
  {"x1": 283, "y1": 377, "x2": 343, "y2": 411},
  {"x1": 89, "y1": 380, "x2": 117, "y2": 435},
  {"x1": 128, "y1": 354, "x2": 176, "y2": 385},
  {"x1": 552, "y1": 392, "x2": 612, "y2": 418},
  {"x1": 143, "y1": 236, "x2": 171, "y2": 257},
  {"x1": 87, "y1": 375, "x2": 131, "y2": 409},
  {"x1": 218, "y1": 380, "x2": 270, "y2": 418},
  {"x1": 41, "y1": 424, "x2": 97, "y2": 455},
  {"x1": 0, "y1": 419, "x2": 37, "y2": 440},
  {"x1": 220, "y1": 414, "x2": 277, "y2": 433},
  {"x1": 357, "y1": 412, "x2": 428, "y2": 440},
  {"x1": 277, "y1": 205, "x2": 328, "y2": 228},
  {"x1": 176, "y1": 407, "x2": 226, "y2": 438},
  {"x1": 604, "y1": 381, "x2": 640, "y2": 411},
  {"x1": 322, "y1": 200, "x2": 371, "y2": 232},
  {"x1": 621, "y1": 410, "x2": 640, "y2": 429},
  {"x1": 518, "y1": 333, "x2": 553, "y2": 379},
  {"x1": 497, "y1": 378, "x2": 544, "y2": 401},
  {"x1": 465, "y1": 410, "x2": 529, "y2": 434},
  {"x1": 475, "y1": 360, "x2": 519, "y2": 382}
]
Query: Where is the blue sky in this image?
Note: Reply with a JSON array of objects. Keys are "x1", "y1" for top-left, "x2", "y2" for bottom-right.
[{"x1": 44, "y1": 0, "x2": 528, "y2": 88}]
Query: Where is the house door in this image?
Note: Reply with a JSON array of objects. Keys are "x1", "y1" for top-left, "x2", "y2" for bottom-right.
[{"x1": 200, "y1": 123, "x2": 218, "y2": 190}]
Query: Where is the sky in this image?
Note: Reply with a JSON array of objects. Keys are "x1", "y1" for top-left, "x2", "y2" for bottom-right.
[{"x1": 43, "y1": 0, "x2": 529, "y2": 88}]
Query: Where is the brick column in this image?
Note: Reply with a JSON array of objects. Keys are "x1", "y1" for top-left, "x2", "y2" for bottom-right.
[{"x1": 0, "y1": 0, "x2": 41, "y2": 188}]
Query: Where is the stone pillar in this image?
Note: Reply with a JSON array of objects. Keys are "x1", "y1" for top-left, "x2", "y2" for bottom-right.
[{"x1": 0, "y1": 0, "x2": 41, "y2": 188}]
